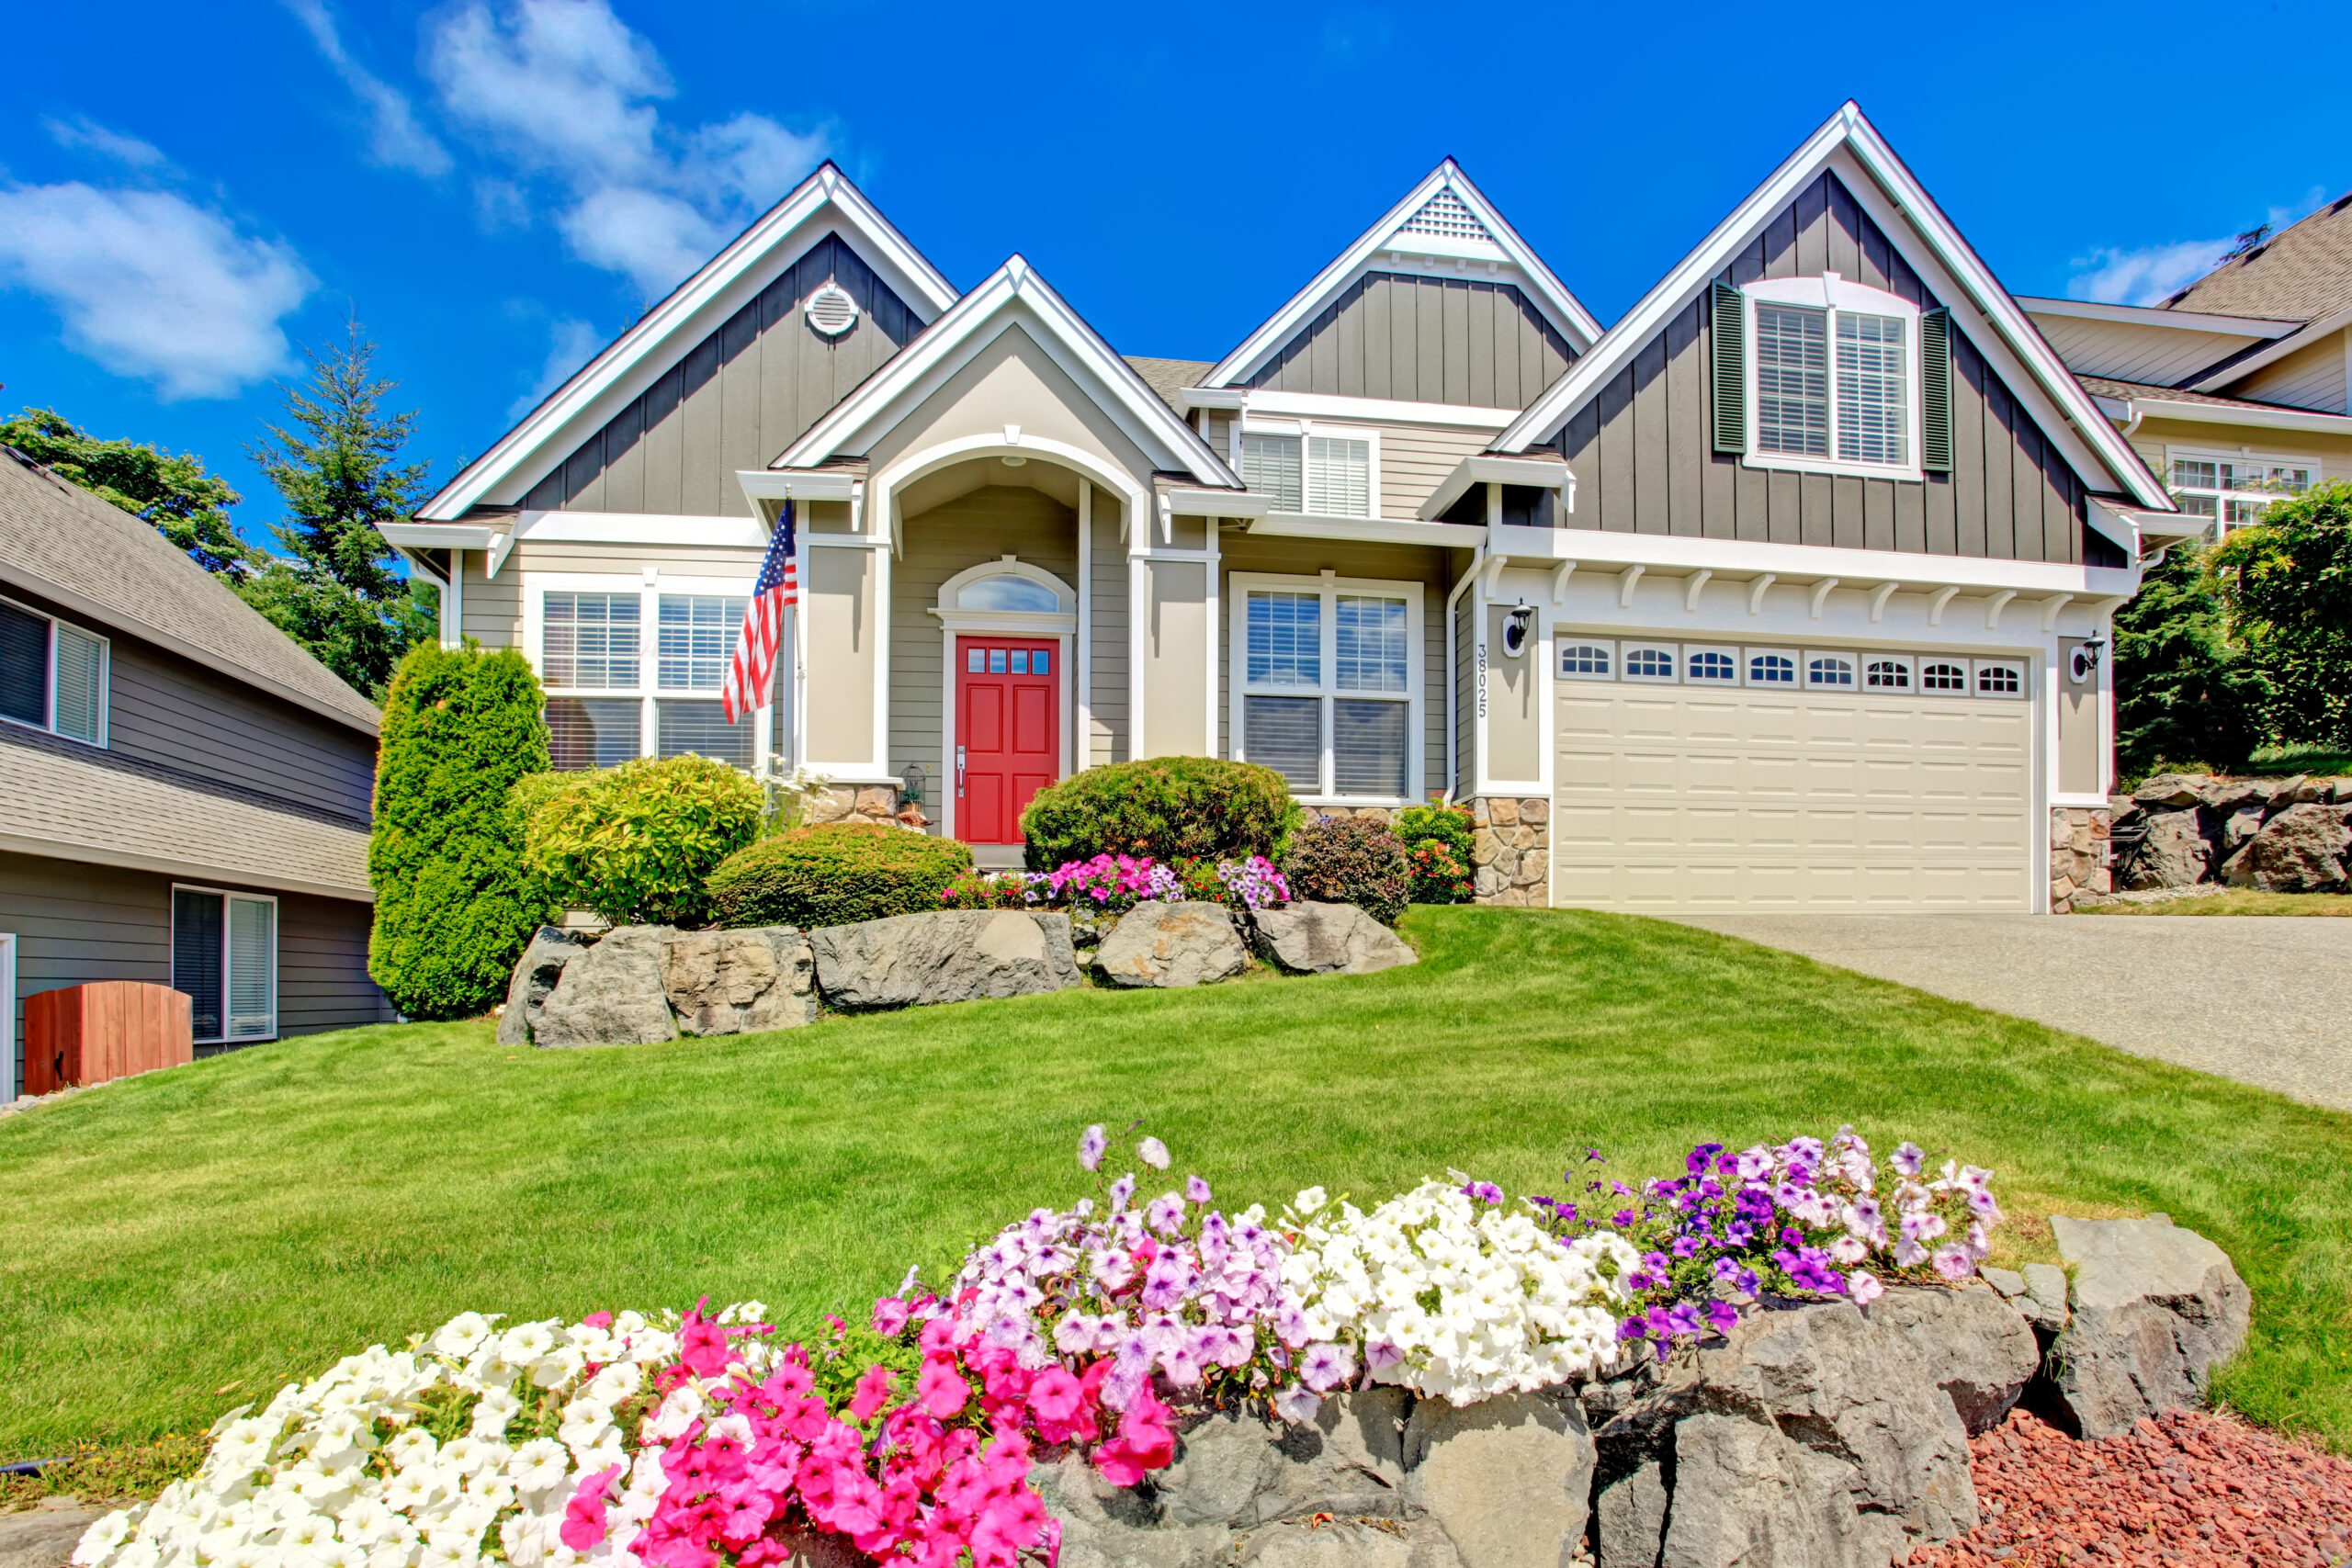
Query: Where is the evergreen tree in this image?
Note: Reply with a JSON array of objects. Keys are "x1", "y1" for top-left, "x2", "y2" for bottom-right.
[
  {"x1": 241, "y1": 320, "x2": 438, "y2": 696},
  {"x1": 2111, "y1": 543, "x2": 2268, "y2": 777},
  {"x1": 0, "y1": 406, "x2": 253, "y2": 575},
  {"x1": 2210, "y1": 479, "x2": 2352, "y2": 749}
]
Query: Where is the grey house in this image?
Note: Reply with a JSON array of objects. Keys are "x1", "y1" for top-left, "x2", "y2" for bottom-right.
[{"x1": 0, "y1": 446, "x2": 391, "y2": 1096}]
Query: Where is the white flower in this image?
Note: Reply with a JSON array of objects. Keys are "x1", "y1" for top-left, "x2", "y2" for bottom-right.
[
  {"x1": 71, "y1": 1512, "x2": 132, "y2": 1565},
  {"x1": 584, "y1": 1361, "x2": 641, "y2": 1404},
  {"x1": 432, "y1": 1314, "x2": 497, "y2": 1359},
  {"x1": 499, "y1": 1323, "x2": 558, "y2": 1364},
  {"x1": 506, "y1": 1439, "x2": 571, "y2": 1495}
]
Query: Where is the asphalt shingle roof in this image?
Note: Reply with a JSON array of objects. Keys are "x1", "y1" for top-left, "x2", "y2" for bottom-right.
[
  {"x1": 1123, "y1": 357, "x2": 1216, "y2": 414},
  {"x1": 0, "y1": 722, "x2": 372, "y2": 898},
  {"x1": 2075, "y1": 375, "x2": 2335, "y2": 414},
  {"x1": 0, "y1": 448, "x2": 379, "y2": 731},
  {"x1": 2165, "y1": 195, "x2": 2352, "y2": 322}
]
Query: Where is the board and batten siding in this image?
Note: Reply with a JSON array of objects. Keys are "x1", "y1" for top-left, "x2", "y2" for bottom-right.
[
  {"x1": 1246, "y1": 272, "x2": 1576, "y2": 410},
  {"x1": 1547, "y1": 172, "x2": 2101, "y2": 566},
  {"x1": 888, "y1": 486, "x2": 1080, "y2": 798},
  {"x1": 523, "y1": 234, "x2": 923, "y2": 517},
  {"x1": 1089, "y1": 498, "x2": 1127, "y2": 765}
]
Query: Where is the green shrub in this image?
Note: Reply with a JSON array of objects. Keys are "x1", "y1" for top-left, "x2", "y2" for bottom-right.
[
  {"x1": 368, "y1": 643, "x2": 554, "y2": 1020},
  {"x1": 1019, "y1": 757, "x2": 1301, "y2": 870},
  {"x1": 518, "y1": 755, "x2": 763, "y2": 927},
  {"x1": 1280, "y1": 815, "x2": 1412, "y2": 925},
  {"x1": 1394, "y1": 803, "x2": 1476, "y2": 904},
  {"x1": 2113, "y1": 544, "x2": 2268, "y2": 777},
  {"x1": 2211, "y1": 479, "x2": 2352, "y2": 750},
  {"x1": 707, "y1": 824, "x2": 975, "y2": 929},
  {"x1": 937, "y1": 868, "x2": 1032, "y2": 910}
]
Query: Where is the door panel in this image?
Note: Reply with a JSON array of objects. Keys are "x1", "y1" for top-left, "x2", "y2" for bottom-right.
[{"x1": 956, "y1": 638, "x2": 1060, "y2": 843}]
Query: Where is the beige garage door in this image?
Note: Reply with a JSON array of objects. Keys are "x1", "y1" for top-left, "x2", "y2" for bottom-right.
[{"x1": 1552, "y1": 670, "x2": 2032, "y2": 910}]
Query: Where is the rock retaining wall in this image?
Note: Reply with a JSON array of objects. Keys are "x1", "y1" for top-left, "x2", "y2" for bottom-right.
[{"x1": 2098, "y1": 772, "x2": 2352, "y2": 902}]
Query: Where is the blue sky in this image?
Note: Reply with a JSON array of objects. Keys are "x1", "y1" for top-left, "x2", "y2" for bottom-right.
[{"x1": 3, "y1": 0, "x2": 2346, "y2": 543}]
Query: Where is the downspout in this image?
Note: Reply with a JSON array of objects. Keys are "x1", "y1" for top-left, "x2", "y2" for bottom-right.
[{"x1": 1443, "y1": 542, "x2": 1489, "y2": 804}]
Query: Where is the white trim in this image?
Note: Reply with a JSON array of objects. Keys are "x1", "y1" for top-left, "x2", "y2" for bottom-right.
[
  {"x1": 0, "y1": 592, "x2": 109, "y2": 750},
  {"x1": 1741, "y1": 274, "x2": 1926, "y2": 484},
  {"x1": 380, "y1": 522, "x2": 497, "y2": 550},
  {"x1": 421, "y1": 164, "x2": 956, "y2": 519},
  {"x1": 0, "y1": 933, "x2": 12, "y2": 1101},
  {"x1": 1228, "y1": 571, "x2": 1424, "y2": 807},
  {"x1": 524, "y1": 571, "x2": 771, "y2": 772},
  {"x1": 1164, "y1": 487, "x2": 1272, "y2": 519},
  {"x1": 503, "y1": 510, "x2": 775, "y2": 551},
  {"x1": 1202, "y1": 160, "x2": 1602, "y2": 389},
  {"x1": 2189, "y1": 310, "x2": 2352, "y2": 392},
  {"x1": 777, "y1": 258, "x2": 1236, "y2": 487},
  {"x1": 2014, "y1": 296, "x2": 2299, "y2": 336},
  {"x1": 1479, "y1": 522, "x2": 2142, "y2": 598},
  {"x1": 932, "y1": 557, "x2": 1077, "y2": 625},
  {"x1": 1245, "y1": 514, "x2": 1480, "y2": 547},
  {"x1": 171, "y1": 883, "x2": 279, "y2": 1045},
  {"x1": 1200, "y1": 389, "x2": 1521, "y2": 430},
  {"x1": 736, "y1": 469, "x2": 860, "y2": 508},
  {"x1": 1418, "y1": 454, "x2": 1576, "y2": 521},
  {"x1": 1493, "y1": 104, "x2": 2173, "y2": 513},
  {"x1": 1076, "y1": 481, "x2": 1094, "y2": 767},
  {"x1": 2109, "y1": 394, "x2": 2352, "y2": 436},
  {"x1": 938, "y1": 628, "x2": 1075, "y2": 843}
]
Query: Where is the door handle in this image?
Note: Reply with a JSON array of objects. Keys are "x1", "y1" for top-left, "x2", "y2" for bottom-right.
[{"x1": 956, "y1": 745, "x2": 967, "y2": 798}]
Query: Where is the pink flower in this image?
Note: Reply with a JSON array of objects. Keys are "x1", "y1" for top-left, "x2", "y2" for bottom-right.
[
  {"x1": 872, "y1": 1296, "x2": 910, "y2": 1337},
  {"x1": 850, "y1": 1364, "x2": 895, "y2": 1421},
  {"x1": 917, "y1": 1356, "x2": 970, "y2": 1417},
  {"x1": 558, "y1": 1464, "x2": 622, "y2": 1551}
]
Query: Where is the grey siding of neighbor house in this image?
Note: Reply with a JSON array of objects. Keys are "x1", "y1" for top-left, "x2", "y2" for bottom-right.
[
  {"x1": 1246, "y1": 272, "x2": 1577, "y2": 409},
  {"x1": 1089, "y1": 499, "x2": 1127, "y2": 766},
  {"x1": 524, "y1": 234, "x2": 923, "y2": 517},
  {"x1": 1545, "y1": 173, "x2": 2099, "y2": 565},
  {"x1": 2, "y1": 851, "x2": 389, "y2": 1088}
]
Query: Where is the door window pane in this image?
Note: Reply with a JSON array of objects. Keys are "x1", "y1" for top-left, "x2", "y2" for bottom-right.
[
  {"x1": 1334, "y1": 596, "x2": 1408, "y2": 693},
  {"x1": 227, "y1": 897, "x2": 276, "y2": 1040},
  {"x1": 956, "y1": 575, "x2": 1058, "y2": 612},
  {"x1": 0, "y1": 602, "x2": 46, "y2": 728},
  {"x1": 543, "y1": 593, "x2": 639, "y2": 687},
  {"x1": 547, "y1": 697, "x2": 642, "y2": 769},
  {"x1": 52, "y1": 623, "x2": 104, "y2": 743},
  {"x1": 1332, "y1": 699, "x2": 1408, "y2": 796},
  {"x1": 173, "y1": 889, "x2": 223, "y2": 1042},
  {"x1": 658, "y1": 700, "x2": 754, "y2": 767},
  {"x1": 1246, "y1": 592, "x2": 1320, "y2": 685},
  {"x1": 1756, "y1": 303, "x2": 1830, "y2": 457},
  {"x1": 1032, "y1": 649, "x2": 1049, "y2": 675},
  {"x1": 1010, "y1": 650, "x2": 1028, "y2": 673},
  {"x1": 1240, "y1": 434, "x2": 1303, "y2": 512},
  {"x1": 1306, "y1": 435, "x2": 1372, "y2": 517},
  {"x1": 658, "y1": 595, "x2": 745, "y2": 690},
  {"x1": 1243, "y1": 695, "x2": 1321, "y2": 790},
  {"x1": 1835, "y1": 311, "x2": 1907, "y2": 465},
  {"x1": 989, "y1": 649, "x2": 1007, "y2": 673}
]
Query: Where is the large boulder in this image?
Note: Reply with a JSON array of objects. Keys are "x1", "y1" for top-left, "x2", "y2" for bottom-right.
[
  {"x1": 1862, "y1": 1282, "x2": 2041, "y2": 1435},
  {"x1": 1403, "y1": 1392, "x2": 1592, "y2": 1568},
  {"x1": 2220, "y1": 801, "x2": 2349, "y2": 892},
  {"x1": 2132, "y1": 773, "x2": 2209, "y2": 808},
  {"x1": 2119, "y1": 808, "x2": 2211, "y2": 889},
  {"x1": 1250, "y1": 902, "x2": 1419, "y2": 976},
  {"x1": 661, "y1": 927, "x2": 815, "y2": 1034},
  {"x1": 1093, "y1": 902, "x2": 1249, "y2": 987},
  {"x1": 531, "y1": 925, "x2": 681, "y2": 1047},
  {"x1": 497, "y1": 926, "x2": 588, "y2": 1046},
  {"x1": 808, "y1": 909, "x2": 1080, "y2": 1010},
  {"x1": 2045, "y1": 1215, "x2": 2252, "y2": 1439}
]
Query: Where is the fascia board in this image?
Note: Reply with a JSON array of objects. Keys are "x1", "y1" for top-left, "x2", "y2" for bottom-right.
[
  {"x1": 515, "y1": 508, "x2": 774, "y2": 547},
  {"x1": 2188, "y1": 307, "x2": 2352, "y2": 390},
  {"x1": 0, "y1": 831, "x2": 372, "y2": 903},
  {"x1": 380, "y1": 522, "x2": 497, "y2": 549},
  {"x1": 1201, "y1": 163, "x2": 1602, "y2": 390},
  {"x1": 2122, "y1": 397, "x2": 2352, "y2": 434},
  {"x1": 1248, "y1": 514, "x2": 1484, "y2": 547},
  {"x1": 1487, "y1": 523, "x2": 2138, "y2": 596},
  {"x1": 735, "y1": 471, "x2": 859, "y2": 502},
  {"x1": 2015, "y1": 296, "x2": 2300, "y2": 336},
  {"x1": 1238, "y1": 389, "x2": 1516, "y2": 429},
  {"x1": 1165, "y1": 488, "x2": 1272, "y2": 517},
  {"x1": 419, "y1": 168, "x2": 956, "y2": 521},
  {"x1": 1419, "y1": 455, "x2": 1574, "y2": 520}
]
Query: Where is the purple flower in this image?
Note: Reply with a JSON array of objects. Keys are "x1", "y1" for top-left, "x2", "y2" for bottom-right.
[
  {"x1": 1671, "y1": 1235, "x2": 1701, "y2": 1259},
  {"x1": 1616, "y1": 1317, "x2": 1649, "y2": 1343},
  {"x1": 1664, "y1": 1303, "x2": 1702, "y2": 1337},
  {"x1": 1108, "y1": 1174, "x2": 1136, "y2": 1213},
  {"x1": 1704, "y1": 1300, "x2": 1740, "y2": 1334},
  {"x1": 1463, "y1": 1180, "x2": 1504, "y2": 1204},
  {"x1": 1685, "y1": 1142, "x2": 1724, "y2": 1177},
  {"x1": 1931, "y1": 1244, "x2": 1974, "y2": 1281},
  {"x1": 1892, "y1": 1142, "x2": 1926, "y2": 1179},
  {"x1": 1585, "y1": 1148, "x2": 1607, "y2": 1164},
  {"x1": 1138, "y1": 1136, "x2": 1171, "y2": 1170},
  {"x1": 1079, "y1": 1123, "x2": 1108, "y2": 1171},
  {"x1": 1613, "y1": 1209, "x2": 1636, "y2": 1227},
  {"x1": 1186, "y1": 1174, "x2": 1213, "y2": 1204},
  {"x1": 1300, "y1": 1342, "x2": 1356, "y2": 1393},
  {"x1": 1145, "y1": 1194, "x2": 1188, "y2": 1236},
  {"x1": 1272, "y1": 1384, "x2": 1321, "y2": 1424},
  {"x1": 1364, "y1": 1339, "x2": 1405, "y2": 1371}
]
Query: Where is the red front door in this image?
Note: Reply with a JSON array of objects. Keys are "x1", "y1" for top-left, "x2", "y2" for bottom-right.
[{"x1": 957, "y1": 637, "x2": 1058, "y2": 843}]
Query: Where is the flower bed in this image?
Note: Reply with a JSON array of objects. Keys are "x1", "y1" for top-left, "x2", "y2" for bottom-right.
[
  {"x1": 938, "y1": 854, "x2": 1288, "y2": 916},
  {"x1": 75, "y1": 1126, "x2": 2007, "y2": 1568}
]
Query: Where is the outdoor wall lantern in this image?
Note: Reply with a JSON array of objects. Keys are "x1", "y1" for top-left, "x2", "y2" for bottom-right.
[
  {"x1": 1501, "y1": 603, "x2": 1535, "y2": 660},
  {"x1": 2067, "y1": 636, "x2": 2106, "y2": 684},
  {"x1": 901, "y1": 762, "x2": 928, "y2": 807}
]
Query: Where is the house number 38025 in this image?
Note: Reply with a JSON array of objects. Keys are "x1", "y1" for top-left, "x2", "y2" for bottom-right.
[{"x1": 1476, "y1": 642, "x2": 1488, "y2": 718}]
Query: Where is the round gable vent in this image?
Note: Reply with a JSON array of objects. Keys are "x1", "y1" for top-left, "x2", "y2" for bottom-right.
[{"x1": 805, "y1": 283, "x2": 859, "y2": 337}]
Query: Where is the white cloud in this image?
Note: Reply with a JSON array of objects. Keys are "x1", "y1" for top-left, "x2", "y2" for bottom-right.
[
  {"x1": 0, "y1": 183, "x2": 315, "y2": 400},
  {"x1": 282, "y1": 0, "x2": 453, "y2": 176},
  {"x1": 2068, "y1": 187, "x2": 2333, "y2": 307},
  {"x1": 509, "y1": 317, "x2": 602, "y2": 418},
  {"x1": 423, "y1": 0, "x2": 828, "y2": 294},
  {"x1": 41, "y1": 115, "x2": 175, "y2": 173}
]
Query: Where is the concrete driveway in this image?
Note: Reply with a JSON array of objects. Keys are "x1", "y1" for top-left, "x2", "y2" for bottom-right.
[{"x1": 1668, "y1": 913, "x2": 2352, "y2": 1112}]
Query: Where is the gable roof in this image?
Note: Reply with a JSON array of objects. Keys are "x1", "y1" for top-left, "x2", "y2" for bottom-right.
[
  {"x1": 1491, "y1": 103, "x2": 2172, "y2": 513},
  {"x1": 778, "y1": 258, "x2": 1239, "y2": 487},
  {"x1": 2164, "y1": 193, "x2": 2352, "y2": 322},
  {"x1": 1125, "y1": 357, "x2": 1216, "y2": 414},
  {"x1": 1196, "y1": 160, "x2": 1605, "y2": 391},
  {"x1": 419, "y1": 163, "x2": 957, "y2": 521},
  {"x1": 2079, "y1": 374, "x2": 2352, "y2": 436},
  {"x1": 0, "y1": 448, "x2": 379, "y2": 732}
]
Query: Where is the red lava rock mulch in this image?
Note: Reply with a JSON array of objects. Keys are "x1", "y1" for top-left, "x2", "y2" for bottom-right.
[{"x1": 1910, "y1": 1405, "x2": 2352, "y2": 1568}]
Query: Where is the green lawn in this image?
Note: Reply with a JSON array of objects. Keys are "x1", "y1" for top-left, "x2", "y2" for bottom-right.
[
  {"x1": 4, "y1": 908, "x2": 2349, "y2": 1461},
  {"x1": 2077, "y1": 889, "x2": 2352, "y2": 916}
]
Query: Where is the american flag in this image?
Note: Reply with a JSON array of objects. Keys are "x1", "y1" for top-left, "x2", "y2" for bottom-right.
[{"x1": 722, "y1": 500, "x2": 797, "y2": 725}]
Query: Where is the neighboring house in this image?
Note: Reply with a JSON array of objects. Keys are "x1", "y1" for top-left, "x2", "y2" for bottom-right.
[
  {"x1": 0, "y1": 447, "x2": 391, "y2": 1097},
  {"x1": 2018, "y1": 192, "x2": 2352, "y2": 533},
  {"x1": 382, "y1": 103, "x2": 2181, "y2": 918}
]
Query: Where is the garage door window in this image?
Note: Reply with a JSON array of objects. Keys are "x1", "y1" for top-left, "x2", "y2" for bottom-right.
[
  {"x1": 1921, "y1": 660, "x2": 1969, "y2": 693},
  {"x1": 1623, "y1": 644, "x2": 1678, "y2": 682},
  {"x1": 1806, "y1": 653, "x2": 1857, "y2": 688},
  {"x1": 1560, "y1": 642, "x2": 1613, "y2": 679},
  {"x1": 1687, "y1": 649, "x2": 1737, "y2": 682},
  {"x1": 1747, "y1": 650, "x2": 1797, "y2": 685},
  {"x1": 1974, "y1": 660, "x2": 2024, "y2": 697},
  {"x1": 1238, "y1": 578, "x2": 1417, "y2": 802},
  {"x1": 1865, "y1": 657, "x2": 1914, "y2": 691}
]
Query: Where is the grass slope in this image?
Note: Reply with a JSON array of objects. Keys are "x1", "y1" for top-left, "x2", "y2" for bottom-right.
[
  {"x1": 2077, "y1": 890, "x2": 2352, "y2": 916},
  {"x1": 2, "y1": 908, "x2": 2347, "y2": 1457}
]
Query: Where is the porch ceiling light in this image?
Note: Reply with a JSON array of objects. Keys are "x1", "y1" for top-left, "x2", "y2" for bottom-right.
[{"x1": 1001, "y1": 454, "x2": 1028, "y2": 467}]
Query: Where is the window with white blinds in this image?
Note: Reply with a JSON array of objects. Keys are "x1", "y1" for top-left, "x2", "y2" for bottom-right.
[
  {"x1": 2168, "y1": 452, "x2": 2314, "y2": 535},
  {"x1": 536, "y1": 581, "x2": 764, "y2": 772},
  {"x1": 542, "y1": 592, "x2": 640, "y2": 688},
  {"x1": 0, "y1": 596, "x2": 107, "y2": 746},
  {"x1": 1756, "y1": 304, "x2": 1830, "y2": 457},
  {"x1": 174, "y1": 886, "x2": 276, "y2": 1045},
  {"x1": 1239, "y1": 434, "x2": 1304, "y2": 513},
  {"x1": 1236, "y1": 578, "x2": 1416, "y2": 801},
  {"x1": 1836, "y1": 312, "x2": 1908, "y2": 465},
  {"x1": 1238, "y1": 429, "x2": 1377, "y2": 517},
  {"x1": 658, "y1": 594, "x2": 747, "y2": 690},
  {"x1": 1743, "y1": 277, "x2": 1921, "y2": 479}
]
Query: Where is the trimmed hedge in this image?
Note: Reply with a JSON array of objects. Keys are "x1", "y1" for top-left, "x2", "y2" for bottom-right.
[
  {"x1": 368, "y1": 643, "x2": 554, "y2": 1020},
  {"x1": 1019, "y1": 757, "x2": 1300, "y2": 870},
  {"x1": 1281, "y1": 815, "x2": 1411, "y2": 925},
  {"x1": 516, "y1": 755, "x2": 764, "y2": 928},
  {"x1": 707, "y1": 824, "x2": 975, "y2": 930}
]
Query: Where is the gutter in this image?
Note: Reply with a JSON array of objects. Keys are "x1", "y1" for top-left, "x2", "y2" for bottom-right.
[{"x1": 0, "y1": 831, "x2": 373, "y2": 904}]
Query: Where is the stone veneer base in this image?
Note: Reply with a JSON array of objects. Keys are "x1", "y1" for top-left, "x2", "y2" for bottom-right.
[{"x1": 2050, "y1": 806, "x2": 2113, "y2": 913}]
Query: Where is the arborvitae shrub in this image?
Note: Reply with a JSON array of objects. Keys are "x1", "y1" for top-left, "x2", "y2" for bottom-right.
[
  {"x1": 517, "y1": 755, "x2": 764, "y2": 927},
  {"x1": 1280, "y1": 815, "x2": 1412, "y2": 925},
  {"x1": 1019, "y1": 757, "x2": 1300, "y2": 870},
  {"x1": 707, "y1": 824, "x2": 975, "y2": 930},
  {"x1": 368, "y1": 644, "x2": 553, "y2": 1019}
]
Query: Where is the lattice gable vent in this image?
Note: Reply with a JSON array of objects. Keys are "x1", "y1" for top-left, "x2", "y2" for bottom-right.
[{"x1": 1398, "y1": 188, "x2": 1496, "y2": 244}]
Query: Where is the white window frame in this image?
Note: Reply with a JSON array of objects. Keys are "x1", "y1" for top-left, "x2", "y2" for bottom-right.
[
  {"x1": 1228, "y1": 571, "x2": 1421, "y2": 807},
  {"x1": 1804, "y1": 650, "x2": 1859, "y2": 690},
  {"x1": 1621, "y1": 640, "x2": 1679, "y2": 683},
  {"x1": 1238, "y1": 419, "x2": 1383, "y2": 520},
  {"x1": 0, "y1": 592, "x2": 108, "y2": 748},
  {"x1": 1917, "y1": 658, "x2": 1973, "y2": 696},
  {"x1": 1743, "y1": 274, "x2": 1925, "y2": 483},
  {"x1": 171, "y1": 884, "x2": 277, "y2": 1045},
  {"x1": 1683, "y1": 644, "x2": 1739, "y2": 684},
  {"x1": 1558, "y1": 638, "x2": 1615, "y2": 681},
  {"x1": 1973, "y1": 659, "x2": 2026, "y2": 699},
  {"x1": 525, "y1": 572, "x2": 770, "y2": 772},
  {"x1": 2164, "y1": 447, "x2": 2316, "y2": 536},
  {"x1": 0, "y1": 932, "x2": 15, "y2": 1101}
]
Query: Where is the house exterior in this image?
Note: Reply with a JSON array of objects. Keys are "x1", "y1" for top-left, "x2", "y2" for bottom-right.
[
  {"x1": 0, "y1": 446, "x2": 390, "y2": 1097},
  {"x1": 386, "y1": 103, "x2": 2183, "y2": 919},
  {"x1": 2018, "y1": 191, "x2": 2352, "y2": 534}
]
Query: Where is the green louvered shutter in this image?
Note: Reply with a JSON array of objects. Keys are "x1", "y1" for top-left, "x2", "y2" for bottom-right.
[
  {"x1": 1710, "y1": 281, "x2": 1747, "y2": 455},
  {"x1": 1920, "y1": 307, "x2": 1953, "y2": 473}
]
